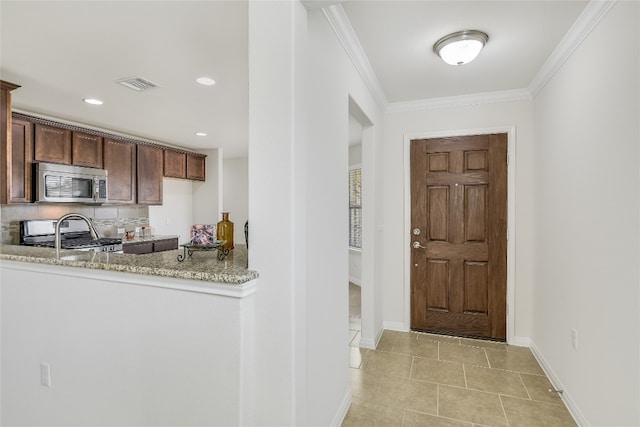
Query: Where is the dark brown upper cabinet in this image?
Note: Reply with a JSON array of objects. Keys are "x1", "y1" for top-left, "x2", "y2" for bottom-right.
[
  {"x1": 163, "y1": 149, "x2": 186, "y2": 179},
  {"x1": 137, "y1": 144, "x2": 163, "y2": 205},
  {"x1": 1, "y1": 81, "x2": 21, "y2": 204},
  {"x1": 103, "y1": 138, "x2": 136, "y2": 204},
  {"x1": 72, "y1": 131, "x2": 103, "y2": 168},
  {"x1": 186, "y1": 154, "x2": 206, "y2": 181},
  {"x1": 34, "y1": 124, "x2": 71, "y2": 164},
  {"x1": 8, "y1": 118, "x2": 34, "y2": 203}
]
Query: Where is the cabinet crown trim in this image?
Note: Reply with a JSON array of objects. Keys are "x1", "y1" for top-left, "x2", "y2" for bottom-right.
[{"x1": 13, "y1": 112, "x2": 207, "y2": 158}]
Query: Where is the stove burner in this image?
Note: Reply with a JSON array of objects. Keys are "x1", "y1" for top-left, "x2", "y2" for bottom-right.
[{"x1": 20, "y1": 219, "x2": 123, "y2": 252}]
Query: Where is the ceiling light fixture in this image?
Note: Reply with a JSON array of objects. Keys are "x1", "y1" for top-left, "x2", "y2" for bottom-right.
[
  {"x1": 195, "y1": 132, "x2": 207, "y2": 137},
  {"x1": 433, "y1": 30, "x2": 488, "y2": 66},
  {"x1": 196, "y1": 77, "x2": 216, "y2": 86},
  {"x1": 83, "y1": 98, "x2": 104, "y2": 105}
]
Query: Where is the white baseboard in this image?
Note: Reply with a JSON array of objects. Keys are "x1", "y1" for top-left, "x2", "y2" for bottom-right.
[
  {"x1": 508, "y1": 335, "x2": 531, "y2": 347},
  {"x1": 529, "y1": 340, "x2": 589, "y2": 427},
  {"x1": 383, "y1": 321, "x2": 408, "y2": 332},
  {"x1": 360, "y1": 320, "x2": 387, "y2": 349},
  {"x1": 348, "y1": 277, "x2": 361, "y2": 286},
  {"x1": 331, "y1": 388, "x2": 352, "y2": 427},
  {"x1": 358, "y1": 336, "x2": 376, "y2": 349}
]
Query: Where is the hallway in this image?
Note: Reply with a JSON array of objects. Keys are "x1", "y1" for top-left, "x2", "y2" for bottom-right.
[{"x1": 344, "y1": 285, "x2": 577, "y2": 426}]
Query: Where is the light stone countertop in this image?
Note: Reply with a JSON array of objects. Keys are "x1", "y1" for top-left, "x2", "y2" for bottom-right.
[{"x1": 0, "y1": 244, "x2": 258, "y2": 285}]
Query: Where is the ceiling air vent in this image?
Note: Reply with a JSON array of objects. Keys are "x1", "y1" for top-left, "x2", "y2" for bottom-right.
[{"x1": 115, "y1": 76, "x2": 158, "y2": 91}]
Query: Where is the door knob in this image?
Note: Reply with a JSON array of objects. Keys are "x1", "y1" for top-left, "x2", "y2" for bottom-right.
[{"x1": 412, "y1": 241, "x2": 426, "y2": 249}]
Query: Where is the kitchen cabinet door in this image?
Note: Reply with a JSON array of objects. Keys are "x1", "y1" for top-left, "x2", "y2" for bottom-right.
[
  {"x1": 72, "y1": 131, "x2": 103, "y2": 168},
  {"x1": 34, "y1": 124, "x2": 71, "y2": 164},
  {"x1": 163, "y1": 150, "x2": 186, "y2": 179},
  {"x1": 186, "y1": 154, "x2": 206, "y2": 181},
  {"x1": 137, "y1": 144, "x2": 163, "y2": 205},
  {"x1": 123, "y1": 241, "x2": 154, "y2": 254},
  {"x1": 8, "y1": 118, "x2": 34, "y2": 203},
  {"x1": 103, "y1": 138, "x2": 136, "y2": 204},
  {"x1": 153, "y1": 238, "x2": 178, "y2": 252}
]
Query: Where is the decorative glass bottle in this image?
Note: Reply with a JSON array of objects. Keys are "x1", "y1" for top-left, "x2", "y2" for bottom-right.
[{"x1": 216, "y1": 212, "x2": 234, "y2": 250}]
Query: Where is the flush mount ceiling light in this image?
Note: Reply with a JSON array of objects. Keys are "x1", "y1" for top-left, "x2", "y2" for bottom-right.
[
  {"x1": 433, "y1": 30, "x2": 489, "y2": 66},
  {"x1": 83, "y1": 98, "x2": 103, "y2": 105},
  {"x1": 196, "y1": 77, "x2": 216, "y2": 86},
  {"x1": 195, "y1": 132, "x2": 207, "y2": 137}
]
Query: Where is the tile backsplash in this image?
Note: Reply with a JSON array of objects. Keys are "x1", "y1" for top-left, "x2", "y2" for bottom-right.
[{"x1": 0, "y1": 204, "x2": 150, "y2": 244}]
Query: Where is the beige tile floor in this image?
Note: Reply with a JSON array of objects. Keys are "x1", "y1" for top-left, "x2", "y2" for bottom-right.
[{"x1": 345, "y1": 283, "x2": 577, "y2": 427}]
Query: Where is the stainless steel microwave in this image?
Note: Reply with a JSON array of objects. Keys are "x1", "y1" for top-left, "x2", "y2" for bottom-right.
[{"x1": 35, "y1": 162, "x2": 108, "y2": 204}]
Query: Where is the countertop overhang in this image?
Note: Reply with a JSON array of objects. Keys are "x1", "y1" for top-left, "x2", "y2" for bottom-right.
[{"x1": 0, "y1": 244, "x2": 258, "y2": 297}]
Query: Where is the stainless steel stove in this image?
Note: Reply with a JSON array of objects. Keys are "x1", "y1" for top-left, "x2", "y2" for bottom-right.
[{"x1": 20, "y1": 219, "x2": 123, "y2": 252}]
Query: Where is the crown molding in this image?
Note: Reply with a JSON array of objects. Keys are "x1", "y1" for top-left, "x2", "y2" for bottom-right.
[
  {"x1": 528, "y1": 0, "x2": 617, "y2": 97},
  {"x1": 385, "y1": 88, "x2": 532, "y2": 114},
  {"x1": 322, "y1": 4, "x2": 388, "y2": 111},
  {"x1": 301, "y1": 0, "x2": 343, "y2": 11},
  {"x1": 322, "y1": 0, "x2": 615, "y2": 113}
]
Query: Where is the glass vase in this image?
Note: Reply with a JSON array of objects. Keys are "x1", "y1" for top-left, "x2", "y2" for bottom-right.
[{"x1": 216, "y1": 212, "x2": 234, "y2": 250}]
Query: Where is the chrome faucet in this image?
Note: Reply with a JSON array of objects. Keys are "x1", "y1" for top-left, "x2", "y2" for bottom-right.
[{"x1": 54, "y1": 213, "x2": 101, "y2": 253}]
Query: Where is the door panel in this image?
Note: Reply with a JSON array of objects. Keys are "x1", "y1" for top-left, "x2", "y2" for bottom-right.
[
  {"x1": 465, "y1": 185, "x2": 487, "y2": 242},
  {"x1": 411, "y1": 133, "x2": 507, "y2": 340},
  {"x1": 464, "y1": 261, "x2": 488, "y2": 314},
  {"x1": 427, "y1": 186, "x2": 449, "y2": 241},
  {"x1": 426, "y1": 260, "x2": 449, "y2": 310}
]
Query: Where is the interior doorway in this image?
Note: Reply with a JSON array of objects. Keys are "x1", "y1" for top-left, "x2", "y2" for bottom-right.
[{"x1": 348, "y1": 114, "x2": 362, "y2": 345}]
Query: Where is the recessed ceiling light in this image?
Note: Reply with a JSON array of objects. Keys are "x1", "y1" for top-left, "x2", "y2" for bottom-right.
[
  {"x1": 83, "y1": 98, "x2": 104, "y2": 105},
  {"x1": 195, "y1": 132, "x2": 207, "y2": 137},
  {"x1": 196, "y1": 77, "x2": 216, "y2": 86}
]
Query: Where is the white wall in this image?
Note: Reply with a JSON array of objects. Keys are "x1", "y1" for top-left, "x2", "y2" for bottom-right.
[
  {"x1": 248, "y1": 3, "x2": 384, "y2": 424},
  {"x1": 383, "y1": 100, "x2": 535, "y2": 340},
  {"x1": 192, "y1": 149, "x2": 222, "y2": 226},
  {"x1": 305, "y1": 8, "x2": 384, "y2": 420},
  {"x1": 148, "y1": 178, "x2": 193, "y2": 243},
  {"x1": 1, "y1": 263, "x2": 253, "y2": 426},
  {"x1": 248, "y1": 3, "x2": 302, "y2": 424},
  {"x1": 223, "y1": 157, "x2": 248, "y2": 246},
  {"x1": 531, "y1": 2, "x2": 639, "y2": 425}
]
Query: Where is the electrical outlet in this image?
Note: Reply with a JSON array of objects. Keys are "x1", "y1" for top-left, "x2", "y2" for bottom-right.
[
  {"x1": 135, "y1": 227, "x2": 141, "y2": 233},
  {"x1": 571, "y1": 328, "x2": 578, "y2": 349},
  {"x1": 117, "y1": 228, "x2": 125, "y2": 235}
]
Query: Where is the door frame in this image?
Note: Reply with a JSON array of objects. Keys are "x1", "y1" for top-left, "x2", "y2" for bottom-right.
[{"x1": 403, "y1": 126, "x2": 518, "y2": 344}]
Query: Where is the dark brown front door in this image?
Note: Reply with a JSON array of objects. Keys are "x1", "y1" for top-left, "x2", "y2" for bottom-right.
[{"x1": 410, "y1": 134, "x2": 507, "y2": 340}]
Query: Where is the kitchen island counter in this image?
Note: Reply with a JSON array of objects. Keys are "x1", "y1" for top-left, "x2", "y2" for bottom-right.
[
  {"x1": 1, "y1": 244, "x2": 255, "y2": 425},
  {"x1": 0, "y1": 244, "x2": 258, "y2": 292}
]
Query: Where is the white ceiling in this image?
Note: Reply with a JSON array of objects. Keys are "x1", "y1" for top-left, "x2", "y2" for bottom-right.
[
  {"x1": 0, "y1": 1, "x2": 248, "y2": 157},
  {"x1": 341, "y1": 1, "x2": 588, "y2": 103},
  {"x1": 1, "y1": 1, "x2": 588, "y2": 158}
]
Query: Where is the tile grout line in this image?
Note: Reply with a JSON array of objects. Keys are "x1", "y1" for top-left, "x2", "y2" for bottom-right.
[
  {"x1": 518, "y1": 372, "x2": 532, "y2": 400},
  {"x1": 409, "y1": 355, "x2": 415, "y2": 379},
  {"x1": 462, "y1": 363, "x2": 468, "y2": 389},
  {"x1": 498, "y1": 394, "x2": 512, "y2": 427}
]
